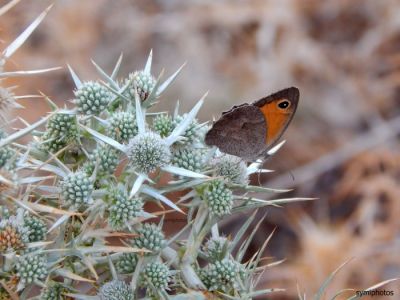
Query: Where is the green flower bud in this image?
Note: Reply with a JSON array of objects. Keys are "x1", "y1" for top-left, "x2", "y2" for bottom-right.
[
  {"x1": 98, "y1": 280, "x2": 133, "y2": 300},
  {"x1": 133, "y1": 223, "x2": 166, "y2": 254},
  {"x1": 203, "y1": 180, "x2": 233, "y2": 217},
  {"x1": 116, "y1": 253, "x2": 138, "y2": 274},
  {"x1": 74, "y1": 81, "x2": 111, "y2": 115},
  {"x1": 107, "y1": 111, "x2": 138, "y2": 143},
  {"x1": 107, "y1": 188, "x2": 143, "y2": 230},
  {"x1": 60, "y1": 171, "x2": 93, "y2": 209},
  {"x1": 153, "y1": 114, "x2": 173, "y2": 138},
  {"x1": 16, "y1": 254, "x2": 47, "y2": 285},
  {"x1": 142, "y1": 261, "x2": 170, "y2": 290},
  {"x1": 125, "y1": 70, "x2": 156, "y2": 102}
]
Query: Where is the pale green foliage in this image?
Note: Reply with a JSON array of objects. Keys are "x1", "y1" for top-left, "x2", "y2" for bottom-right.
[{"x1": 0, "y1": 19, "x2": 308, "y2": 298}]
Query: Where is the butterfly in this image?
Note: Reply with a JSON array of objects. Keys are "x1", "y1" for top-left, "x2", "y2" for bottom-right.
[{"x1": 205, "y1": 87, "x2": 299, "y2": 161}]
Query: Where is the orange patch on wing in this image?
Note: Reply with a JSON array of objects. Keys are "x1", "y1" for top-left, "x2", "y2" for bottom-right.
[{"x1": 257, "y1": 100, "x2": 292, "y2": 145}]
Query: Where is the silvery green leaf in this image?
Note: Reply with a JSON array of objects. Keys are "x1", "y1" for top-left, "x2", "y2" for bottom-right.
[
  {"x1": 314, "y1": 259, "x2": 353, "y2": 300},
  {"x1": 267, "y1": 140, "x2": 286, "y2": 155},
  {"x1": 135, "y1": 93, "x2": 146, "y2": 134},
  {"x1": 25, "y1": 159, "x2": 68, "y2": 177},
  {"x1": 162, "y1": 165, "x2": 208, "y2": 179},
  {"x1": 63, "y1": 294, "x2": 98, "y2": 300},
  {"x1": 247, "y1": 161, "x2": 274, "y2": 175},
  {"x1": 129, "y1": 174, "x2": 146, "y2": 198},
  {"x1": 48, "y1": 215, "x2": 70, "y2": 233},
  {"x1": 77, "y1": 245, "x2": 148, "y2": 254},
  {"x1": 2, "y1": 4, "x2": 53, "y2": 58},
  {"x1": 80, "y1": 124, "x2": 126, "y2": 152},
  {"x1": 236, "y1": 213, "x2": 267, "y2": 262},
  {"x1": 142, "y1": 70, "x2": 163, "y2": 108},
  {"x1": 246, "y1": 288, "x2": 285, "y2": 297},
  {"x1": 111, "y1": 52, "x2": 123, "y2": 79},
  {"x1": 157, "y1": 62, "x2": 186, "y2": 95},
  {"x1": 91, "y1": 59, "x2": 118, "y2": 89},
  {"x1": 0, "y1": 67, "x2": 62, "y2": 78},
  {"x1": 19, "y1": 176, "x2": 54, "y2": 184},
  {"x1": 0, "y1": 112, "x2": 54, "y2": 148},
  {"x1": 0, "y1": 0, "x2": 21, "y2": 17},
  {"x1": 230, "y1": 210, "x2": 258, "y2": 252},
  {"x1": 67, "y1": 64, "x2": 82, "y2": 89},
  {"x1": 144, "y1": 49, "x2": 153, "y2": 74},
  {"x1": 165, "y1": 94, "x2": 206, "y2": 146},
  {"x1": 142, "y1": 185, "x2": 183, "y2": 213},
  {"x1": 231, "y1": 184, "x2": 291, "y2": 193}
]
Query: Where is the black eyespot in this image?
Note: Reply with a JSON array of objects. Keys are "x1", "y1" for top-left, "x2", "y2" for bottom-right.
[{"x1": 277, "y1": 100, "x2": 290, "y2": 109}]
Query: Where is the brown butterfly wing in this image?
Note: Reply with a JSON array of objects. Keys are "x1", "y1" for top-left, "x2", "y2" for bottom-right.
[
  {"x1": 205, "y1": 104, "x2": 267, "y2": 160},
  {"x1": 253, "y1": 87, "x2": 299, "y2": 152}
]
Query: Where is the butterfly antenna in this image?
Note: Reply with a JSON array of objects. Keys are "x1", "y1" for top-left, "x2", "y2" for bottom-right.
[{"x1": 289, "y1": 170, "x2": 295, "y2": 181}]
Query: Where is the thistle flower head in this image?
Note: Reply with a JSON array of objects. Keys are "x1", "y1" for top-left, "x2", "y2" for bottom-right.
[
  {"x1": 107, "y1": 188, "x2": 143, "y2": 230},
  {"x1": 16, "y1": 254, "x2": 48, "y2": 285},
  {"x1": 116, "y1": 253, "x2": 138, "y2": 274},
  {"x1": 203, "y1": 180, "x2": 233, "y2": 217},
  {"x1": 107, "y1": 111, "x2": 138, "y2": 143},
  {"x1": 172, "y1": 114, "x2": 201, "y2": 145},
  {"x1": 83, "y1": 145, "x2": 120, "y2": 177},
  {"x1": 133, "y1": 223, "x2": 166, "y2": 254},
  {"x1": 212, "y1": 154, "x2": 249, "y2": 185},
  {"x1": 74, "y1": 81, "x2": 111, "y2": 115},
  {"x1": 125, "y1": 70, "x2": 156, "y2": 102},
  {"x1": 127, "y1": 131, "x2": 171, "y2": 174},
  {"x1": 0, "y1": 87, "x2": 18, "y2": 122},
  {"x1": 0, "y1": 144, "x2": 13, "y2": 169},
  {"x1": 46, "y1": 113, "x2": 78, "y2": 138},
  {"x1": 172, "y1": 147, "x2": 206, "y2": 172},
  {"x1": 59, "y1": 171, "x2": 94, "y2": 209},
  {"x1": 142, "y1": 261, "x2": 171, "y2": 290},
  {"x1": 98, "y1": 280, "x2": 134, "y2": 300},
  {"x1": 203, "y1": 236, "x2": 230, "y2": 261},
  {"x1": 0, "y1": 225, "x2": 25, "y2": 252},
  {"x1": 24, "y1": 215, "x2": 47, "y2": 243},
  {"x1": 40, "y1": 131, "x2": 68, "y2": 153},
  {"x1": 40, "y1": 283, "x2": 68, "y2": 300},
  {"x1": 199, "y1": 258, "x2": 245, "y2": 293},
  {"x1": 153, "y1": 114, "x2": 173, "y2": 138}
]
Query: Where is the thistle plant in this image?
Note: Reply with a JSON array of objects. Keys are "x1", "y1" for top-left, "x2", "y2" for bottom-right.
[{"x1": 0, "y1": 5, "x2": 313, "y2": 299}]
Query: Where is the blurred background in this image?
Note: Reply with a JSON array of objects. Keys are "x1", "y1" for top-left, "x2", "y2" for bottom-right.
[{"x1": 2, "y1": 0, "x2": 400, "y2": 298}]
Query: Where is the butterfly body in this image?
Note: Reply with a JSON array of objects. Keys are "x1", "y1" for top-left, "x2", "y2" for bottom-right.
[{"x1": 205, "y1": 87, "x2": 299, "y2": 161}]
